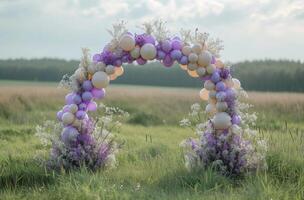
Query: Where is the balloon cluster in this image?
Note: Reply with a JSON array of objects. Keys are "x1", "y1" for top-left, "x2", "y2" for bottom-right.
[{"x1": 53, "y1": 22, "x2": 260, "y2": 173}]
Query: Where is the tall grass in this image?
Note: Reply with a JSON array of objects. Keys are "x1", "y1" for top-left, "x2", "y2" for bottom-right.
[{"x1": 0, "y1": 82, "x2": 304, "y2": 199}]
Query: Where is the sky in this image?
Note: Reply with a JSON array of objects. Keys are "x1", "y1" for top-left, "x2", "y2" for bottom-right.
[{"x1": 0, "y1": 0, "x2": 303, "y2": 62}]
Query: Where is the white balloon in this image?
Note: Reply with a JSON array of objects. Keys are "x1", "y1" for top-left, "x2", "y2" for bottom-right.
[
  {"x1": 182, "y1": 45, "x2": 192, "y2": 56},
  {"x1": 187, "y1": 63, "x2": 198, "y2": 71},
  {"x1": 92, "y1": 71, "x2": 110, "y2": 89},
  {"x1": 205, "y1": 104, "x2": 216, "y2": 115},
  {"x1": 204, "y1": 80, "x2": 215, "y2": 91},
  {"x1": 213, "y1": 112, "x2": 232, "y2": 129},
  {"x1": 88, "y1": 63, "x2": 97, "y2": 74},
  {"x1": 199, "y1": 88, "x2": 209, "y2": 101},
  {"x1": 216, "y1": 102, "x2": 228, "y2": 112},
  {"x1": 69, "y1": 104, "x2": 78, "y2": 113},
  {"x1": 192, "y1": 43, "x2": 202, "y2": 54},
  {"x1": 196, "y1": 67, "x2": 206, "y2": 76},
  {"x1": 62, "y1": 112, "x2": 75, "y2": 125},
  {"x1": 232, "y1": 78, "x2": 241, "y2": 89},
  {"x1": 119, "y1": 35, "x2": 135, "y2": 51},
  {"x1": 75, "y1": 68, "x2": 86, "y2": 83},
  {"x1": 188, "y1": 53, "x2": 198, "y2": 63},
  {"x1": 96, "y1": 62, "x2": 106, "y2": 72},
  {"x1": 140, "y1": 43, "x2": 157, "y2": 60},
  {"x1": 130, "y1": 46, "x2": 140, "y2": 59},
  {"x1": 206, "y1": 64, "x2": 216, "y2": 74},
  {"x1": 105, "y1": 65, "x2": 116, "y2": 75},
  {"x1": 198, "y1": 51, "x2": 212, "y2": 67}
]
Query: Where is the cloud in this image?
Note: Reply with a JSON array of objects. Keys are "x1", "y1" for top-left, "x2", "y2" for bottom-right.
[{"x1": 0, "y1": 0, "x2": 303, "y2": 61}]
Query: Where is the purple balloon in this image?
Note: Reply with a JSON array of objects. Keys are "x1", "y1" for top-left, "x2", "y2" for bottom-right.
[
  {"x1": 225, "y1": 89, "x2": 236, "y2": 101},
  {"x1": 211, "y1": 71, "x2": 221, "y2": 83},
  {"x1": 220, "y1": 68, "x2": 230, "y2": 79},
  {"x1": 232, "y1": 114, "x2": 241, "y2": 125},
  {"x1": 163, "y1": 55, "x2": 174, "y2": 67},
  {"x1": 114, "y1": 59, "x2": 122, "y2": 67},
  {"x1": 63, "y1": 105, "x2": 70, "y2": 112},
  {"x1": 172, "y1": 39, "x2": 182, "y2": 50},
  {"x1": 170, "y1": 50, "x2": 182, "y2": 60},
  {"x1": 93, "y1": 54, "x2": 101, "y2": 62},
  {"x1": 144, "y1": 35, "x2": 156, "y2": 45},
  {"x1": 82, "y1": 80, "x2": 93, "y2": 91},
  {"x1": 76, "y1": 110, "x2": 86, "y2": 119},
  {"x1": 65, "y1": 93, "x2": 75, "y2": 105},
  {"x1": 179, "y1": 56, "x2": 189, "y2": 65},
  {"x1": 82, "y1": 91, "x2": 93, "y2": 102},
  {"x1": 157, "y1": 50, "x2": 166, "y2": 60},
  {"x1": 216, "y1": 81, "x2": 226, "y2": 91},
  {"x1": 57, "y1": 110, "x2": 63, "y2": 120},
  {"x1": 78, "y1": 103, "x2": 87, "y2": 111},
  {"x1": 91, "y1": 88, "x2": 106, "y2": 99},
  {"x1": 161, "y1": 40, "x2": 172, "y2": 53},
  {"x1": 73, "y1": 94, "x2": 82, "y2": 104},
  {"x1": 87, "y1": 101, "x2": 97, "y2": 111},
  {"x1": 61, "y1": 127, "x2": 79, "y2": 145},
  {"x1": 136, "y1": 57, "x2": 147, "y2": 65},
  {"x1": 216, "y1": 91, "x2": 227, "y2": 101}
]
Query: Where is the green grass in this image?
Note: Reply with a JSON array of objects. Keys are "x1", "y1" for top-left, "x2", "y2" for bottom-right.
[{"x1": 0, "y1": 82, "x2": 304, "y2": 199}]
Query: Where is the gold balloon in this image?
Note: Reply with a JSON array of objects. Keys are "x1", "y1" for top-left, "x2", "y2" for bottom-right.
[
  {"x1": 199, "y1": 88, "x2": 209, "y2": 101},
  {"x1": 115, "y1": 66, "x2": 124, "y2": 76},
  {"x1": 110, "y1": 74, "x2": 117, "y2": 80},
  {"x1": 187, "y1": 69, "x2": 199, "y2": 78},
  {"x1": 180, "y1": 64, "x2": 188, "y2": 71}
]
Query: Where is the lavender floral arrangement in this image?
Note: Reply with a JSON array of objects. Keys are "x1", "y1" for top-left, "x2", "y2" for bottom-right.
[{"x1": 180, "y1": 94, "x2": 267, "y2": 176}]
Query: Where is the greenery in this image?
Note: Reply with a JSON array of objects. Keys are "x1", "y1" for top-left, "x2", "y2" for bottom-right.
[
  {"x1": 0, "y1": 83, "x2": 304, "y2": 199},
  {"x1": 0, "y1": 59, "x2": 303, "y2": 91}
]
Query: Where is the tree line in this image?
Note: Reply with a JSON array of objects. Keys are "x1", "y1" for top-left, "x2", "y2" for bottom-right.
[{"x1": 0, "y1": 58, "x2": 303, "y2": 92}]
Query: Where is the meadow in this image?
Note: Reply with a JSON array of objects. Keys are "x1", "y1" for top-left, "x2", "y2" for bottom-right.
[{"x1": 1, "y1": 81, "x2": 304, "y2": 199}]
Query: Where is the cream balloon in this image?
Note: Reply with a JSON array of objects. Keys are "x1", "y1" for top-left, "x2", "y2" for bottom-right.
[
  {"x1": 62, "y1": 112, "x2": 75, "y2": 125},
  {"x1": 92, "y1": 71, "x2": 110, "y2": 89},
  {"x1": 208, "y1": 97, "x2": 217, "y2": 105},
  {"x1": 115, "y1": 66, "x2": 124, "y2": 76},
  {"x1": 198, "y1": 51, "x2": 212, "y2": 67},
  {"x1": 140, "y1": 43, "x2": 157, "y2": 60},
  {"x1": 187, "y1": 63, "x2": 198, "y2": 71},
  {"x1": 224, "y1": 78, "x2": 234, "y2": 88},
  {"x1": 75, "y1": 68, "x2": 86, "y2": 83},
  {"x1": 182, "y1": 45, "x2": 192, "y2": 56},
  {"x1": 192, "y1": 43, "x2": 202, "y2": 54},
  {"x1": 196, "y1": 67, "x2": 206, "y2": 76},
  {"x1": 72, "y1": 119, "x2": 81, "y2": 128},
  {"x1": 199, "y1": 88, "x2": 209, "y2": 101},
  {"x1": 232, "y1": 78, "x2": 241, "y2": 89},
  {"x1": 206, "y1": 64, "x2": 216, "y2": 74},
  {"x1": 213, "y1": 112, "x2": 232, "y2": 129},
  {"x1": 204, "y1": 80, "x2": 215, "y2": 91},
  {"x1": 187, "y1": 70, "x2": 199, "y2": 78},
  {"x1": 69, "y1": 104, "x2": 78, "y2": 114},
  {"x1": 188, "y1": 53, "x2": 198, "y2": 63},
  {"x1": 119, "y1": 35, "x2": 135, "y2": 51},
  {"x1": 105, "y1": 65, "x2": 116, "y2": 75},
  {"x1": 130, "y1": 46, "x2": 140, "y2": 59},
  {"x1": 88, "y1": 63, "x2": 97, "y2": 74},
  {"x1": 180, "y1": 64, "x2": 188, "y2": 71},
  {"x1": 205, "y1": 104, "x2": 216, "y2": 115},
  {"x1": 216, "y1": 102, "x2": 228, "y2": 112},
  {"x1": 96, "y1": 62, "x2": 106, "y2": 72}
]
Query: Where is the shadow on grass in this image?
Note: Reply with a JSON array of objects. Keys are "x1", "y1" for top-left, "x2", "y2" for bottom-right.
[{"x1": 0, "y1": 157, "x2": 56, "y2": 190}]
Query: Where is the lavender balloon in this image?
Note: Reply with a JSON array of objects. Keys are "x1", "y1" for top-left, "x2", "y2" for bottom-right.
[
  {"x1": 61, "y1": 127, "x2": 79, "y2": 145},
  {"x1": 157, "y1": 50, "x2": 166, "y2": 60},
  {"x1": 216, "y1": 81, "x2": 226, "y2": 91},
  {"x1": 179, "y1": 56, "x2": 189, "y2": 65},
  {"x1": 73, "y1": 94, "x2": 82, "y2": 105},
  {"x1": 172, "y1": 39, "x2": 182, "y2": 50},
  {"x1": 92, "y1": 88, "x2": 106, "y2": 99},
  {"x1": 163, "y1": 55, "x2": 174, "y2": 67},
  {"x1": 82, "y1": 80, "x2": 93, "y2": 91},
  {"x1": 65, "y1": 93, "x2": 75, "y2": 105},
  {"x1": 161, "y1": 40, "x2": 172, "y2": 53},
  {"x1": 82, "y1": 91, "x2": 93, "y2": 102},
  {"x1": 76, "y1": 110, "x2": 86, "y2": 119},
  {"x1": 170, "y1": 50, "x2": 182, "y2": 60},
  {"x1": 211, "y1": 71, "x2": 221, "y2": 83},
  {"x1": 87, "y1": 101, "x2": 97, "y2": 111}
]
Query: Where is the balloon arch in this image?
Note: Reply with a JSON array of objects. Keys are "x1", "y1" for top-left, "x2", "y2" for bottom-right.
[{"x1": 52, "y1": 21, "x2": 266, "y2": 175}]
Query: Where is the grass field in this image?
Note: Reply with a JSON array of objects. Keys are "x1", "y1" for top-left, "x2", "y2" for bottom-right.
[{"x1": 1, "y1": 81, "x2": 304, "y2": 199}]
